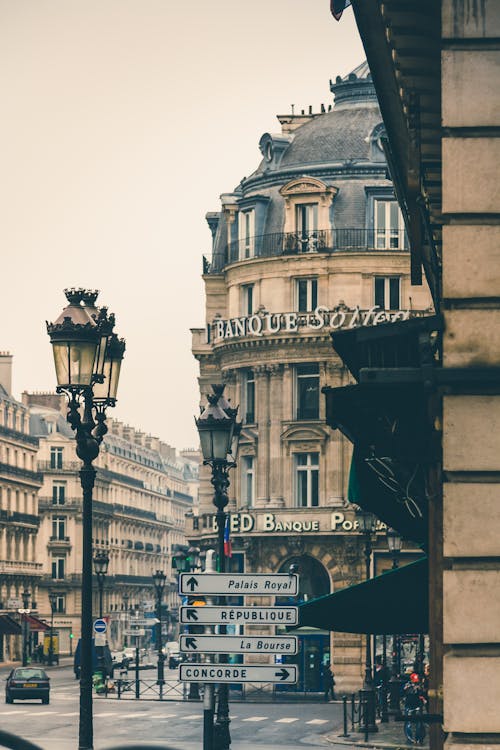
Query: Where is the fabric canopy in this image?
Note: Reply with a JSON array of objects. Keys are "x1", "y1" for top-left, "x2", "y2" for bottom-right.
[
  {"x1": 298, "y1": 557, "x2": 428, "y2": 635},
  {"x1": 0, "y1": 615, "x2": 22, "y2": 635},
  {"x1": 22, "y1": 614, "x2": 50, "y2": 631}
]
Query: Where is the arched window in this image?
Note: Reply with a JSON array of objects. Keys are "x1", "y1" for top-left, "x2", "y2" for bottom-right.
[{"x1": 277, "y1": 555, "x2": 330, "y2": 604}]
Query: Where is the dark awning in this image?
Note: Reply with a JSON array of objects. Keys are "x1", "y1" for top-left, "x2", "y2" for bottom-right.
[
  {"x1": 0, "y1": 615, "x2": 22, "y2": 635},
  {"x1": 298, "y1": 557, "x2": 428, "y2": 635}
]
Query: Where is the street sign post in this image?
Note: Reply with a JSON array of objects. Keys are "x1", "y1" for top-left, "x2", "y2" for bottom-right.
[
  {"x1": 179, "y1": 605, "x2": 298, "y2": 625},
  {"x1": 179, "y1": 663, "x2": 298, "y2": 684},
  {"x1": 179, "y1": 573, "x2": 298, "y2": 596},
  {"x1": 93, "y1": 618, "x2": 107, "y2": 634},
  {"x1": 180, "y1": 634, "x2": 298, "y2": 655}
]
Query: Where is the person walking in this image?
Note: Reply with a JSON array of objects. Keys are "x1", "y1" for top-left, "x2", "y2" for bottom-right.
[{"x1": 323, "y1": 661, "x2": 336, "y2": 701}]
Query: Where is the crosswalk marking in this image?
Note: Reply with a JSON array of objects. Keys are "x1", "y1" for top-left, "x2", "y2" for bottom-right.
[
  {"x1": 183, "y1": 713, "x2": 201, "y2": 719},
  {"x1": 59, "y1": 712, "x2": 79, "y2": 716},
  {"x1": 28, "y1": 710, "x2": 56, "y2": 715},
  {"x1": 306, "y1": 719, "x2": 329, "y2": 725},
  {"x1": 276, "y1": 717, "x2": 299, "y2": 723},
  {"x1": 95, "y1": 712, "x2": 118, "y2": 717},
  {"x1": 242, "y1": 716, "x2": 268, "y2": 722}
]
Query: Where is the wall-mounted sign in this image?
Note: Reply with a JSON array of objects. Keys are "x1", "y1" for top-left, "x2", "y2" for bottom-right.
[
  {"x1": 211, "y1": 305, "x2": 412, "y2": 342},
  {"x1": 207, "y1": 511, "x2": 387, "y2": 535}
]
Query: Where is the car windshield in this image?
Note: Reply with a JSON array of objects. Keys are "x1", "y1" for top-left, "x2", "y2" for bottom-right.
[{"x1": 13, "y1": 669, "x2": 46, "y2": 680}]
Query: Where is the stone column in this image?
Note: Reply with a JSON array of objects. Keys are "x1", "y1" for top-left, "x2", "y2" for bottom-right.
[
  {"x1": 268, "y1": 364, "x2": 284, "y2": 506},
  {"x1": 254, "y1": 365, "x2": 269, "y2": 506}
]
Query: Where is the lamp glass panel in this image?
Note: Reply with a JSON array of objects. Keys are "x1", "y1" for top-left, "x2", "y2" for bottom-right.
[
  {"x1": 94, "y1": 334, "x2": 109, "y2": 379},
  {"x1": 52, "y1": 340, "x2": 97, "y2": 387},
  {"x1": 93, "y1": 356, "x2": 122, "y2": 402}
]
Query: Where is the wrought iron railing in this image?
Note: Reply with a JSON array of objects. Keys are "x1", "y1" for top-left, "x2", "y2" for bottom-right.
[
  {"x1": 203, "y1": 228, "x2": 408, "y2": 273},
  {"x1": 0, "y1": 463, "x2": 43, "y2": 484}
]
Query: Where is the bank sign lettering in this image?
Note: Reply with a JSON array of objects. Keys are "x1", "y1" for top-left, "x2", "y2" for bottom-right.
[
  {"x1": 211, "y1": 305, "x2": 412, "y2": 342},
  {"x1": 208, "y1": 511, "x2": 387, "y2": 534}
]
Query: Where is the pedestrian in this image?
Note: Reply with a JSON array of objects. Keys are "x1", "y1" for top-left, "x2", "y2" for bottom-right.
[{"x1": 323, "y1": 661, "x2": 336, "y2": 701}]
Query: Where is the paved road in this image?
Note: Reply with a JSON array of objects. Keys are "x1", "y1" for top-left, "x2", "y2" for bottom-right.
[{"x1": 0, "y1": 665, "x2": 343, "y2": 750}]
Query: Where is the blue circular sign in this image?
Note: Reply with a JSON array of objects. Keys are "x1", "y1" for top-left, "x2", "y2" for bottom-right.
[{"x1": 93, "y1": 618, "x2": 107, "y2": 634}]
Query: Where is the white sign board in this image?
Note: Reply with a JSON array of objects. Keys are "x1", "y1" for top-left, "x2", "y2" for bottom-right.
[
  {"x1": 94, "y1": 633, "x2": 106, "y2": 646},
  {"x1": 179, "y1": 573, "x2": 298, "y2": 596},
  {"x1": 129, "y1": 618, "x2": 158, "y2": 627},
  {"x1": 7, "y1": 598, "x2": 22, "y2": 609},
  {"x1": 180, "y1": 634, "x2": 298, "y2": 655},
  {"x1": 124, "y1": 628, "x2": 145, "y2": 637},
  {"x1": 179, "y1": 663, "x2": 297, "y2": 684},
  {"x1": 179, "y1": 605, "x2": 298, "y2": 625}
]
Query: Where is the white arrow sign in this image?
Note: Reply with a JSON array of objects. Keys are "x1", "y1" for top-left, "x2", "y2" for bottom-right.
[
  {"x1": 180, "y1": 634, "x2": 298, "y2": 655},
  {"x1": 179, "y1": 605, "x2": 298, "y2": 625},
  {"x1": 179, "y1": 663, "x2": 297, "y2": 684},
  {"x1": 179, "y1": 573, "x2": 298, "y2": 596}
]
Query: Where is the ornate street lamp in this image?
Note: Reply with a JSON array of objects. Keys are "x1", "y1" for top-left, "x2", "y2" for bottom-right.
[
  {"x1": 47, "y1": 288, "x2": 125, "y2": 750},
  {"x1": 195, "y1": 384, "x2": 241, "y2": 750},
  {"x1": 93, "y1": 551, "x2": 109, "y2": 619},
  {"x1": 152, "y1": 569, "x2": 166, "y2": 692},
  {"x1": 21, "y1": 590, "x2": 31, "y2": 667},
  {"x1": 357, "y1": 509, "x2": 378, "y2": 734},
  {"x1": 48, "y1": 591, "x2": 57, "y2": 668}
]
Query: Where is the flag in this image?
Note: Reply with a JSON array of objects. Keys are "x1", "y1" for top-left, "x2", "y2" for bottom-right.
[
  {"x1": 330, "y1": 0, "x2": 351, "y2": 21},
  {"x1": 223, "y1": 517, "x2": 232, "y2": 558}
]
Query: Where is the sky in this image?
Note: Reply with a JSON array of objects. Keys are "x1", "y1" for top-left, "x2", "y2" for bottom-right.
[{"x1": 0, "y1": 0, "x2": 363, "y2": 451}]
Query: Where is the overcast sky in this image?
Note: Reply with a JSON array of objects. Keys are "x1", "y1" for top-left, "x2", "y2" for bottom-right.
[{"x1": 0, "y1": 0, "x2": 363, "y2": 451}]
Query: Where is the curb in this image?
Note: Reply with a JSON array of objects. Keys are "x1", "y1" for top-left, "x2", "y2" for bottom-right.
[{"x1": 326, "y1": 733, "x2": 430, "y2": 750}]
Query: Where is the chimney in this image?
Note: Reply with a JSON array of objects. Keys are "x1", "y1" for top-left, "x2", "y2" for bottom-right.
[
  {"x1": 22, "y1": 391, "x2": 66, "y2": 413},
  {"x1": 0, "y1": 352, "x2": 13, "y2": 395}
]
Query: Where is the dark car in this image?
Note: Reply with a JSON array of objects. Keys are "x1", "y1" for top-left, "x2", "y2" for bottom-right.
[{"x1": 5, "y1": 667, "x2": 50, "y2": 704}]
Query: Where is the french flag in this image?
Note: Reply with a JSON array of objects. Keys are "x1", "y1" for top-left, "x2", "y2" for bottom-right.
[
  {"x1": 224, "y1": 517, "x2": 232, "y2": 558},
  {"x1": 330, "y1": 0, "x2": 351, "y2": 21}
]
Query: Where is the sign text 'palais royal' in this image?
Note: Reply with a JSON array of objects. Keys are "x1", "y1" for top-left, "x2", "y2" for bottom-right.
[
  {"x1": 210, "y1": 305, "x2": 412, "y2": 342},
  {"x1": 208, "y1": 511, "x2": 387, "y2": 534}
]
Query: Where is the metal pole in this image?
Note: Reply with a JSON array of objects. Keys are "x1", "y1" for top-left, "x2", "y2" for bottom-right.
[
  {"x1": 204, "y1": 683, "x2": 215, "y2": 750},
  {"x1": 213, "y1": 463, "x2": 231, "y2": 750},
  {"x1": 381, "y1": 635, "x2": 388, "y2": 722},
  {"x1": 388, "y1": 551, "x2": 401, "y2": 713},
  {"x1": 157, "y1": 591, "x2": 165, "y2": 694},
  {"x1": 49, "y1": 607, "x2": 54, "y2": 667},
  {"x1": 359, "y1": 533, "x2": 377, "y2": 734},
  {"x1": 79, "y1": 461, "x2": 96, "y2": 750},
  {"x1": 135, "y1": 644, "x2": 140, "y2": 700},
  {"x1": 98, "y1": 580, "x2": 103, "y2": 619}
]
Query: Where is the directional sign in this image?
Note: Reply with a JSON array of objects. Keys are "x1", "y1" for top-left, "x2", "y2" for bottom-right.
[
  {"x1": 93, "y1": 618, "x2": 107, "y2": 634},
  {"x1": 129, "y1": 618, "x2": 159, "y2": 627},
  {"x1": 124, "y1": 628, "x2": 146, "y2": 637},
  {"x1": 179, "y1": 663, "x2": 297, "y2": 684},
  {"x1": 180, "y1": 605, "x2": 298, "y2": 625},
  {"x1": 179, "y1": 573, "x2": 298, "y2": 596},
  {"x1": 180, "y1": 634, "x2": 297, "y2": 655}
]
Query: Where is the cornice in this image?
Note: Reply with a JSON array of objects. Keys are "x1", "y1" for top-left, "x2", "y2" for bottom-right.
[{"x1": 241, "y1": 162, "x2": 388, "y2": 194}]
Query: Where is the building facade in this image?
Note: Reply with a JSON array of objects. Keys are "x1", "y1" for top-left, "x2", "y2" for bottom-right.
[
  {"x1": 25, "y1": 392, "x2": 197, "y2": 654},
  {"x1": 191, "y1": 64, "x2": 432, "y2": 691}
]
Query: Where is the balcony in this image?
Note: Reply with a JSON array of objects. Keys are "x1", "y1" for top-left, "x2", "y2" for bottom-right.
[
  {"x1": 38, "y1": 460, "x2": 81, "y2": 473},
  {"x1": 0, "y1": 424, "x2": 39, "y2": 447},
  {"x1": 8, "y1": 512, "x2": 40, "y2": 528},
  {"x1": 0, "y1": 560, "x2": 43, "y2": 576},
  {"x1": 38, "y1": 497, "x2": 81, "y2": 511},
  {"x1": 47, "y1": 536, "x2": 71, "y2": 549},
  {"x1": 0, "y1": 463, "x2": 43, "y2": 485},
  {"x1": 203, "y1": 228, "x2": 408, "y2": 273}
]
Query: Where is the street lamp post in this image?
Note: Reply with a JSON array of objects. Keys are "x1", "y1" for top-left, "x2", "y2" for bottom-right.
[
  {"x1": 195, "y1": 384, "x2": 241, "y2": 750},
  {"x1": 152, "y1": 570, "x2": 166, "y2": 693},
  {"x1": 357, "y1": 510, "x2": 378, "y2": 734},
  {"x1": 122, "y1": 593, "x2": 129, "y2": 648},
  {"x1": 47, "y1": 288, "x2": 125, "y2": 750},
  {"x1": 21, "y1": 590, "x2": 31, "y2": 666},
  {"x1": 93, "y1": 551, "x2": 109, "y2": 619},
  {"x1": 48, "y1": 591, "x2": 57, "y2": 667},
  {"x1": 387, "y1": 528, "x2": 403, "y2": 713}
]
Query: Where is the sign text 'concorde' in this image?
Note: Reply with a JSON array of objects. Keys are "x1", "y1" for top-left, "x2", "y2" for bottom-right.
[
  {"x1": 180, "y1": 634, "x2": 298, "y2": 655},
  {"x1": 178, "y1": 573, "x2": 298, "y2": 596},
  {"x1": 179, "y1": 663, "x2": 298, "y2": 684},
  {"x1": 179, "y1": 605, "x2": 298, "y2": 625}
]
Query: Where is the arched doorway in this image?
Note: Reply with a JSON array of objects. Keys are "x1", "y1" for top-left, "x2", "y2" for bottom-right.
[{"x1": 276, "y1": 555, "x2": 331, "y2": 693}]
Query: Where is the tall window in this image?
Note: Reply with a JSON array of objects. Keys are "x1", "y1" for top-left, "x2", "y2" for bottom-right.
[
  {"x1": 51, "y1": 516, "x2": 66, "y2": 540},
  {"x1": 241, "y1": 456, "x2": 255, "y2": 507},
  {"x1": 51, "y1": 556, "x2": 65, "y2": 579},
  {"x1": 295, "y1": 364, "x2": 320, "y2": 420},
  {"x1": 244, "y1": 370, "x2": 255, "y2": 423},
  {"x1": 296, "y1": 278, "x2": 318, "y2": 312},
  {"x1": 295, "y1": 452, "x2": 319, "y2": 507},
  {"x1": 238, "y1": 209, "x2": 255, "y2": 259},
  {"x1": 242, "y1": 284, "x2": 254, "y2": 316},
  {"x1": 374, "y1": 277, "x2": 401, "y2": 310},
  {"x1": 296, "y1": 203, "x2": 318, "y2": 252},
  {"x1": 50, "y1": 447, "x2": 63, "y2": 469},
  {"x1": 52, "y1": 482, "x2": 66, "y2": 505},
  {"x1": 374, "y1": 199, "x2": 405, "y2": 249},
  {"x1": 55, "y1": 594, "x2": 66, "y2": 614}
]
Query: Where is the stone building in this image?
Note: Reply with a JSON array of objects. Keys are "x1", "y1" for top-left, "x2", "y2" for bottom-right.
[
  {"x1": 191, "y1": 64, "x2": 432, "y2": 692},
  {"x1": 25, "y1": 392, "x2": 196, "y2": 654},
  {"x1": 0, "y1": 353, "x2": 43, "y2": 661}
]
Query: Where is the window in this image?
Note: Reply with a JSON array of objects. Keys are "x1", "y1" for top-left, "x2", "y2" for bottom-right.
[
  {"x1": 241, "y1": 456, "x2": 255, "y2": 507},
  {"x1": 296, "y1": 203, "x2": 318, "y2": 252},
  {"x1": 295, "y1": 452, "x2": 319, "y2": 507},
  {"x1": 238, "y1": 209, "x2": 255, "y2": 259},
  {"x1": 55, "y1": 594, "x2": 65, "y2": 614},
  {"x1": 374, "y1": 199, "x2": 405, "y2": 249},
  {"x1": 295, "y1": 364, "x2": 320, "y2": 420},
  {"x1": 52, "y1": 482, "x2": 66, "y2": 505},
  {"x1": 51, "y1": 556, "x2": 65, "y2": 579},
  {"x1": 242, "y1": 284, "x2": 254, "y2": 316},
  {"x1": 50, "y1": 447, "x2": 63, "y2": 469},
  {"x1": 296, "y1": 278, "x2": 318, "y2": 312},
  {"x1": 51, "y1": 516, "x2": 66, "y2": 540},
  {"x1": 374, "y1": 277, "x2": 401, "y2": 311},
  {"x1": 244, "y1": 370, "x2": 255, "y2": 423}
]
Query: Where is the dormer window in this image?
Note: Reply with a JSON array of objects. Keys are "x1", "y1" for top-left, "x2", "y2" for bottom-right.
[
  {"x1": 296, "y1": 203, "x2": 319, "y2": 252},
  {"x1": 238, "y1": 209, "x2": 255, "y2": 259},
  {"x1": 280, "y1": 178, "x2": 337, "y2": 254},
  {"x1": 375, "y1": 199, "x2": 405, "y2": 249}
]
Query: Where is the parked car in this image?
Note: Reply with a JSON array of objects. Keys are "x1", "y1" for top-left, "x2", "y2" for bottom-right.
[
  {"x1": 164, "y1": 641, "x2": 183, "y2": 669},
  {"x1": 5, "y1": 667, "x2": 50, "y2": 704}
]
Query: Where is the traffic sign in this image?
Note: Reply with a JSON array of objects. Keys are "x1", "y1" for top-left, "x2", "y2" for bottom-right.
[
  {"x1": 179, "y1": 663, "x2": 298, "y2": 684},
  {"x1": 129, "y1": 618, "x2": 159, "y2": 627},
  {"x1": 179, "y1": 573, "x2": 298, "y2": 596},
  {"x1": 179, "y1": 605, "x2": 298, "y2": 625},
  {"x1": 93, "y1": 618, "x2": 107, "y2": 634},
  {"x1": 180, "y1": 634, "x2": 297, "y2": 655},
  {"x1": 95, "y1": 633, "x2": 106, "y2": 646},
  {"x1": 124, "y1": 628, "x2": 146, "y2": 636}
]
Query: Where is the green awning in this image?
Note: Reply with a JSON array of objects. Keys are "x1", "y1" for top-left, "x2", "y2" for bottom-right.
[{"x1": 298, "y1": 557, "x2": 428, "y2": 635}]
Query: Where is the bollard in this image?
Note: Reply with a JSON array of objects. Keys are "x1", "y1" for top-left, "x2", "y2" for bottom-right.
[
  {"x1": 117, "y1": 679, "x2": 122, "y2": 699},
  {"x1": 351, "y1": 693, "x2": 356, "y2": 732},
  {"x1": 135, "y1": 647, "x2": 140, "y2": 700},
  {"x1": 341, "y1": 695, "x2": 350, "y2": 737},
  {"x1": 363, "y1": 694, "x2": 369, "y2": 743}
]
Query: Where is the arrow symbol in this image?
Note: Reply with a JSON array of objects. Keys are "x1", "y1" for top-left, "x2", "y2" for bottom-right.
[
  {"x1": 186, "y1": 576, "x2": 198, "y2": 591},
  {"x1": 275, "y1": 668, "x2": 290, "y2": 681},
  {"x1": 185, "y1": 637, "x2": 198, "y2": 650},
  {"x1": 186, "y1": 609, "x2": 198, "y2": 621}
]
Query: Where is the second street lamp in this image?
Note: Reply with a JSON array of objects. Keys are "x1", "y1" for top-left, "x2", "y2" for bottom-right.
[
  {"x1": 48, "y1": 591, "x2": 57, "y2": 667},
  {"x1": 152, "y1": 569, "x2": 166, "y2": 693},
  {"x1": 93, "y1": 551, "x2": 109, "y2": 619},
  {"x1": 21, "y1": 590, "x2": 31, "y2": 667}
]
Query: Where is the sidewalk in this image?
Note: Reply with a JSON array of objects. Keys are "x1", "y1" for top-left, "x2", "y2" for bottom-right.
[
  {"x1": 326, "y1": 717, "x2": 430, "y2": 750},
  {"x1": 0, "y1": 655, "x2": 74, "y2": 672}
]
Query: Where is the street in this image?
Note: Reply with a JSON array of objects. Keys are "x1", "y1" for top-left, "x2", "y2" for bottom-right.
[{"x1": 0, "y1": 664, "x2": 343, "y2": 750}]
